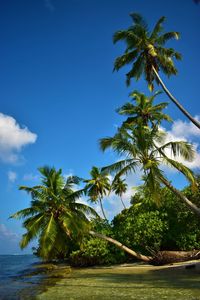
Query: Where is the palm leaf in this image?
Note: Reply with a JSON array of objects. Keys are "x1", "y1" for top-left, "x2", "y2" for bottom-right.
[
  {"x1": 113, "y1": 50, "x2": 138, "y2": 71},
  {"x1": 156, "y1": 31, "x2": 180, "y2": 45},
  {"x1": 156, "y1": 141, "x2": 195, "y2": 161},
  {"x1": 129, "y1": 13, "x2": 148, "y2": 30},
  {"x1": 39, "y1": 214, "x2": 58, "y2": 258},
  {"x1": 150, "y1": 16, "x2": 165, "y2": 40}
]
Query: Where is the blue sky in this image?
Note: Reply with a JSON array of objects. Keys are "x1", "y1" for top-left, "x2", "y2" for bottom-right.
[{"x1": 0, "y1": 0, "x2": 200, "y2": 254}]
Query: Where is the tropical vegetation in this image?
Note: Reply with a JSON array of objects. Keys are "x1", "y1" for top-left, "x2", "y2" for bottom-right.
[
  {"x1": 84, "y1": 166, "x2": 110, "y2": 220},
  {"x1": 100, "y1": 91, "x2": 200, "y2": 217},
  {"x1": 10, "y1": 167, "x2": 98, "y2": 260},
  {"x1": 10, "y1": 12, "x2": 200, "y2": 266}
]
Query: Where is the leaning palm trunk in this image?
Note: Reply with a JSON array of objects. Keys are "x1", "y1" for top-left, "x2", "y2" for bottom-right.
[
  {"x1": 159, "y1": 176, "x2": 200, "y2": 217},
  {"x1": 89, "y1": 230, "x2": 151, "y2": 262},
  {"x1": 152, "y1": 66, "x2": 200, "y2": 130},
  {"x1": 99, "y1": 198, "x2": 107, "y2": 220}
]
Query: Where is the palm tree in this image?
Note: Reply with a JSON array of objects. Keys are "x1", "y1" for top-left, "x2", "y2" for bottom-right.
[
  {"x1": 84, "y1": 166, "x2": 110, "y2": 220},
  {"x1": 111, "y1": 177, "x2": 127, "y2": 209},
  {"x1": 100, "y1": 93, "x2": 200, "y2": 217},
  {"x1": 113, "y1": 13, "x2": 200, "y2": 129},
  {"x1": 10, "y1": 166, "x2": 151, "y2": 262},
  {"x1": 117, "y1": 90, "x2": 171, "y2": 128},
  {"x1": 10, "y1": 166, "x2": 98, "y2": 260}
]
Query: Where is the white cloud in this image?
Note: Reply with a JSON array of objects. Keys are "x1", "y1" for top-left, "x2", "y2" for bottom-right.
[
  {"x1": 160, "y1": 117, "x2": 200, "y2": 169},
  {"x1": 8, "y1": 171, "x2": 17, "y2": 183},
  {"x1": 0, "y1": 113, "x2": 37, "y2": 163},
  {"x1": 170, "y1": 116, "x2": 200, "y2": 140}
]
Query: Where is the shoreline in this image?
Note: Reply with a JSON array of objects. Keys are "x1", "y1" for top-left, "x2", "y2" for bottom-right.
[{"x1": 33, "y1": 260, "x2": 200, "y2": 300}]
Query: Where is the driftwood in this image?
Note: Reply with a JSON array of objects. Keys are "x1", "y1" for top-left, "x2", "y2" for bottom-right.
[{"x1": 151, "y1": 250, "x2": 200, "y2": 265}]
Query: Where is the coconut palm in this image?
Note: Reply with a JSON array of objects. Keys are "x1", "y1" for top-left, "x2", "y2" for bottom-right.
[
  {"x1": 84, "y1": 166, "x2": 110, "y2": 220},
  {"x1": 10, "y1": 166, "x2": 98, "y2": 260},
  {"x1": 117, "y1": 90, "x2": 171, "y2": 129},
  {"x1": 100, "y1": 93, "x2": 200, "y2": 217},
  {"x1": 111, "y1": 177, "x2": 127, "y2": 209},
  {"x1": 113, "y1": 13, "x2": 200, "y2": 129},
  {"x1": 11, "y1": 166, "x2": 151, "y2": 262}
]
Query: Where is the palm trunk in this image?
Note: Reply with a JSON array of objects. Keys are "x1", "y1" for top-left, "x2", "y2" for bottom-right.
[
  {"x1": 120, "y1": 196, "x2": 126, "y2": 209},
  {"x1": 159, "y1": 176, "x2": 200, "y2": 217},
  {"x1": 99, "y1": 197, "x2": 107, "y2": 220},
  {"x1": 89, "y1": 230, "x2": 151, "y2": 262},
  {"x1": 152, "y1": 66, "x2": 200, "y2": 130}
]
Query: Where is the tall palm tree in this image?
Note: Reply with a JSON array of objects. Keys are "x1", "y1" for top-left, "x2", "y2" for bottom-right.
[
  {"x1": 100, "y1": 93, "x2": 200, "y2": 217},
  {"x1": 10, "y1": 166, "x2": 151, "y2": 262},
  {"x1": 10, "y1": 166, "x2": 98, "y2": 260},
  {"x1": 84, "y1": 166, "x2": 110, "y2": 220},
  {"x1": 113, "y1": 13, "x2": 200, "y2": 129},
  {"x1": 111, "y1": 177, "x2": 127, "y2": 209}
]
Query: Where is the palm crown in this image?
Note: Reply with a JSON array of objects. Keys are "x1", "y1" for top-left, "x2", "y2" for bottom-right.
[
  {"x1": 117, "y1": 90, "x2": 171, "y2": 128},
  {"x1": 100, "y1": 92, "x2": 197, "y2": 207},
  {"x1": 10, "y1": 166, "x2": 98, "y2": 260},
  {"x1": 113, "y1": 13, "x2": 181, "y2": 90},
  {"x1": 84, "y1": 166, "x2": 110, "y2": 219},
  {"x1": 111, "y1": 177, "x2": 127, "y2": 209},
  {"x1": 113, "y1": 13, "x2": 200, "y2": 130}
]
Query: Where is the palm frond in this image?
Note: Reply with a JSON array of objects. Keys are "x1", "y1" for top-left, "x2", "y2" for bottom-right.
[
  {"x1": 162, "y1": 156, "x2": 196, "y2": 188},
  {"x1": 102, "y1": 159, "x2": 138, "y2": 178},
  {"x1": 126, "y1": 54, "x2": 145, "y2": 85},
  {"x1": 113, "y1": 30, "x2": 140, "y2": 45},
  {"x1": 129, "y1": 13, "x2": 148, "y2": 30},
  {"x1": 20, "y1": 214, "x2": 45, "y2": 249},
  {"x1": 39, "y1": 214, "x2": 58, "y2": 258},
  {"x1": 69, "y1": 202, "x2": 99, "y2": 218},
  {"x1": 10, "y1": 207, "x2": 38, "y2": 219},
  {"x1": 150, "y1": 16, "x2": 165, "y2": 40},
  {"x1": 113, "y1": 50, "x2": 138, "y2": 71},
  {"x1": 156, "y1": 31, "x2": 180, "y2": 45},
  {"x1": 156, "y1": 141, "x2": 195, "y2": 161}
]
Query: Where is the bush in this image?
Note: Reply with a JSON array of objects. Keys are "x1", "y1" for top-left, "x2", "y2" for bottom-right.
[{"x1": 70, "y1": 238, "x2": 117, "y2": 267}]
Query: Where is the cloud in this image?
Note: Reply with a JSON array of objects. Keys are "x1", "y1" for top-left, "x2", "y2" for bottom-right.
[
  {"x1": 0, "y1": 113, "x2": 37, "y2": 163},
  {"x1": 169, "y1": 116, "x2": 200, "y2": 139},
  {"x1": 160, "y1": 116, "x2": 200, "y2": 169},
  {"x1": 0, "y1": 223, "x2": 22, "y2": 254},
  {"x1": 44, "y1": 0, "x2": 55, "y2": 11},
  {"x1": 8, "y1": 171, "x2": 17, "y2": 183},
  {"x1": 0, "y1": 224, "x2": 19, "y2": 242}
]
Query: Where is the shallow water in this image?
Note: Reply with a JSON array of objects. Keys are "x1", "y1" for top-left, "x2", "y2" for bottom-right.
[
  {"x1": 1, "y1": 255, "x2": 200, "y2": 300},
  {"x1": 37, "y1": 264, "x2": 200, "y2": 300},
  {"x1": 0, "y1": 255, "x2": 41, "y2": 300}
]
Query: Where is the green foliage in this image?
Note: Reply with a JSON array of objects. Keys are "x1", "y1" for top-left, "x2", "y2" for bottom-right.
[
  {"x1": 70, "y1": 218, "x2": 127, "y2": 267},
  {"x1": 112, "y1": 205, "x2": 167, "y2": 254},
  {"x1": 113, "y1": 184, "x2": 200, "y2": 254},
  {"x1": 70, "y1": 238, "x2": 116, "y2": 267},
  {"x1": 100, "y1": 92, "x2": 196, "y2": 209},
  {"x1": 84, "y1": 166, "x2": 111, "y2": 219},
  {"x1": 113, "y1": 13, "x2": 181, "y2": 88},
  {"x1": 10, "y1": 166, "x2": 98, "y2": 261}
]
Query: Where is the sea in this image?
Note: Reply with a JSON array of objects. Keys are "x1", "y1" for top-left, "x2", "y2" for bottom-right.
[{"x1": 0, "y1": 255, "x2": 44, "y2": 300}]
